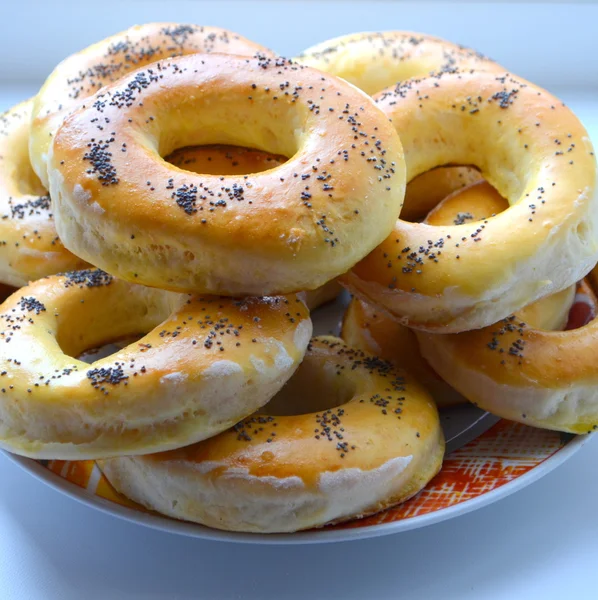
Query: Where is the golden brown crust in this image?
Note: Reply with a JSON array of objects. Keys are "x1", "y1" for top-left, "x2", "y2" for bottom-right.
[
  {"x1": 30, "y1": 23, "x2": 275, "y2": 187},
  {"x1": 99, "y1": 336, "x2": 444, "y2": 532},
  {"x1": 0, "y1": 270, "x2": 312, "y2": 459},
  {"x1": 419, "y1": 282, "x2": 591, "y2": 390},
  {"x1": 48, "y1": 54, "x2": 406, "y2": 295},
  {"x1": 344, "y1": 70, "x2": 598, "y2": 332},
  {"x1": 0, "y1": 100, "x2": 86, "y2": 286}
]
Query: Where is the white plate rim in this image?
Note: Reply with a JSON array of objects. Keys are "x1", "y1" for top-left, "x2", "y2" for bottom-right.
[{"x1": 4, "y1": 431, "x2": 591, "y2": 545}]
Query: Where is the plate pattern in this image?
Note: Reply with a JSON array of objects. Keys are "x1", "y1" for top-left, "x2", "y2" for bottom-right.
[{"x1": 34, "y1": 419, "x2": 576, "y2": 530}]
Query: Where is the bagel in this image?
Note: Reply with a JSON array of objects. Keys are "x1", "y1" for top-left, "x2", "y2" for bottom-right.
[
  {"x1": 296, "y1": 31, "x2": 498, "y2": 222},
  {"x1": 295, "y1": 31, "x2": 502, "y2": 96},
  {"x1": 342, "y1": 180, "x2": 574, "y2": 407},
  {"x1": 30, "y1": 23, "x2": 274, "y2": 187},
  {"x1": 343, "y1": 70, "x2": 598, "y2": 332},
  {"x1": 0, "y1": 100, "x2": 86, "y2": 286},
  {"x1": 417, "y1": 273, "x2": 598, "y2": 433},
  {"x1": 166, "y1": 144, "x2": 341, "y2": 309},
  {"x1": 0, "y1": 270, "x2": 312, "y2": 459},
  {"x1": 99, "y1": 336, "x2": 444, "y2": 533},
  {"x1": 48, "y1": 54, "x2": 406, "y2": 295}
]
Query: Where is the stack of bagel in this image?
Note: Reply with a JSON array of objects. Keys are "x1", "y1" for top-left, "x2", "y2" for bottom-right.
[{"x1": 0, "y1": 23, "x2": 596, "y2": 534}]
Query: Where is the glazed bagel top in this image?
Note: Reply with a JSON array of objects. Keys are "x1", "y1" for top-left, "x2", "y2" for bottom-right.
[
  {"x1": 344, "y1": 70, "x2": 598, "y2": 332},
  {"x1": 296, "y1": 31, "x2": 503, "y2": 95},
  {"x1": 195, "y1": 334, "x2": 442, "y2": 480},
  {"x1": 0, "y1": 270, "x2": 312, "y2": 459},
  {"x1": 48, "y1": 54, "x2": 406, "y2": 295},
  {"x1": 30, "y1": 23, "x2": 275, "y2": 187},
  {"x1": 0, "y1": 100, "x2": 86, "y2": 286},
  {"x1": 99, "y1": 336, "x2": 443, "y2": 532}
]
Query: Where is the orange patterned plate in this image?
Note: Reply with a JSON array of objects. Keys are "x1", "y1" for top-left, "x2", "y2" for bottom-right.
[{"x1": 4, "y1": 420, "x2": 590, "y2": 544}]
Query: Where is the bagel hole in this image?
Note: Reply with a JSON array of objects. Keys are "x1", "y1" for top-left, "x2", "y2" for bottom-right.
[
  {"x1": 77, "y1": 334, "x2": 145, "y2": 363},
  {"x1": 564, "y1": 279, "x2": 598, "y2": 330},
  {"x1": 53, "y1": 287, "x2": 178, "y2": 362},
  {"x1": 165, "y1": 144, "x2": 289, "y2": 177},
  {"x1": 55, "y1": 295, "x2": 168, "y2": 360},
  {"x1": 402, "y1": 166, "x2": 508, "y2": 224},
  {"x1": 259, "y1": 356, "x2": 357, "y2": 416},
  {"x1": 0, "y1": 284, "x2": 17, "y2": 304}
]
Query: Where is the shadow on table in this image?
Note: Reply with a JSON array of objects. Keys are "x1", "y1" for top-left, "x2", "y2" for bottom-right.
[{"x1": 1, "y1": 437, "x2": 597, "y2": 600}]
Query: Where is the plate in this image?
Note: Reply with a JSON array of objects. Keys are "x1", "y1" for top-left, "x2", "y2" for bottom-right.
[
  {"x1": 5, "y1": 422, "x2": 589, "y2": 544},
  {"x1": 3, "y1": 293, "x2": 593, "y2": 543}
]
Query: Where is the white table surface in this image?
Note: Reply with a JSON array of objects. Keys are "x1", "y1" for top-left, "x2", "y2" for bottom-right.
[{"x1": 2, "y1": 87, "x2": 598, "y2": 600}]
